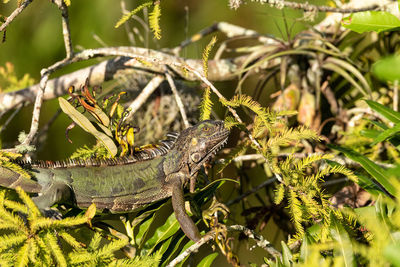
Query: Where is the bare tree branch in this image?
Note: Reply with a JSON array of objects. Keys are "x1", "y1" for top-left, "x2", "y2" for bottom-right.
[
  {"x1": 165, "y1": 72, "x2": 189, "y2": 128},
  {"x1": 166, "y1": 224, "x2": 282, "y2": 267},
  {"x1": 0, "y1": 48, "x2": 253, "y2": 113},
  {"x1": 124, "y1": 75, "x2": 164, "y2": 120},
  {"x1": 258, "y1": 0, "x2": 382, "y2": 13},
  {"x1": 0, "y1": 0, "x2": 33, "y2": 32}
]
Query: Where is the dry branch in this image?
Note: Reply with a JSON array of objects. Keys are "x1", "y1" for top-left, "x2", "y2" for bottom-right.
[{"x1": 0, "y1": 48, "x2": 253, "y2": 113}]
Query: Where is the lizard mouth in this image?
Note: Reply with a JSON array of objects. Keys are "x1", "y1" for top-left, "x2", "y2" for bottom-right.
[{"x1": 189, "y1": 127, "x2": 230, "y2": 176}]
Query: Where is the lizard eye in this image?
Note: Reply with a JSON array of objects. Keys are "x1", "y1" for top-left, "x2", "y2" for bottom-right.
[
  {"x1": 191, "y1": 152, "x2": 201, "y2": 163},
  {"x1": 202, "y1": 126, "x2": 210, "y2": 132}
]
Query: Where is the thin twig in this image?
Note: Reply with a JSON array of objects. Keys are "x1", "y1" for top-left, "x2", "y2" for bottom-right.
[
  {"x1": 19, "y1": 71, "x2": 49, "y2": 147},
  {"x1": 233, "y1": 154, "x2": 264, "y2": 162},
  {"x1": 54, "y1": 0, "x2": 74, "y2": 58},
  {"x1": 227, "y1": 177, "x2": 277, "y2": 206},
  {"x1": 0, "y1": 103, "x2": 23, "y2": 134},
  {"x1": 264, "y1": 0, "x2": 381, "y2": 13},
  {"x1": 35, "y1": 109, "x2": 62, "y2": 145},
  {"x1": 124, "y1": 75, "x2": 164, "y2": 120},
  {"x1": 166, "y1": 224, "x2": 281, "y2": 266},
  {"x1": 0, "y1": 0, "x2": 33, "y2": 32},
  {"x1": 165, "y1": 72, "x2": 190, "y2": 128},
  {"x1": 120, "y1": 0, "x2": 136, "y2": 46}
]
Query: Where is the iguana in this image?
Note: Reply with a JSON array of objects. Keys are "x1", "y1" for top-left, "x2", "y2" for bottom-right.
[{"x1": 0, "y1": 120, "x2": 229, "y2": 242}]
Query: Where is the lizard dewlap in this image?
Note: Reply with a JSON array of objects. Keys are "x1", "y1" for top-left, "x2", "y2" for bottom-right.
[{"x1": 0, "y1": 120, "x2": 229, "y2": 242}]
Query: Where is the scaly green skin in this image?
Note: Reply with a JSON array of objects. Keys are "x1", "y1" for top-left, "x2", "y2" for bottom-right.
[{"x1": 0, "y1": 120, "x2": 229, "y2": 242}]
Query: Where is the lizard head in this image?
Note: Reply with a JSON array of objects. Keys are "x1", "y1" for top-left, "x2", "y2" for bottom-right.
[{"x1": 178, "y1": 120, "x2": 229, "y2": 176}]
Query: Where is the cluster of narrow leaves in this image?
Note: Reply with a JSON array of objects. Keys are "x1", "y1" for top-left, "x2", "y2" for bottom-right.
[
  {"x1": 0, "y1": 187, "x2": 95, "y2": 266},
  {"x1": 199, "y1": 36, "x2": 217, "y2": 121},
  {"x1": 115, "y1": 1, "x2": 162, "y2": 39},
  {"x1": 0, "y1": 151, "x2": 30, "y2": 179},
  {"x1": 269, "y1": 184, "x2": 400, "y2": 267},
  {"x1": 0, "y1": 62, "x2": 35, "y2": 93},
  {"x1": 0, "y1": 186, "x2": 161, "y2": 266},
  {"x1": 273, "y1": 154, "x2": 358, "y2": 241}
]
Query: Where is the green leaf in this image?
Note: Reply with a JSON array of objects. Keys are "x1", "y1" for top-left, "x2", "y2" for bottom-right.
[
  {"x1": 360, "y1": 129, "x2": 381, "y2": 139},
  {"x1": 329, "y1": 144, "x2": 396, "y2": 196},
  {"x1": 372, "y1": 55, "x2": 400, "y2": 83},
  {"x1": 375, "y1": 196, "x2": 396, "y2": 243},
  {"x1": 385, "y1": 243, "x2": 400, "y2": 267},
  {"x1": 365, "y1": 100, "x2": 400, "y2": 123},
  {"x1": 197, "y1": 252, "x2": 219, "y2": 267},
  {"x1": 281, "y1": 241, "x2": 292, "y2": 267},
  {"x1": 330, "y1": 217, "x2": 355, "y2": 267},
  {"x1": 160, "y1": 233, "x2": 187, "y2": 264},
  {"x1": 371, "y1": 123, "x2": 400, "y2": 145},
  {"x1": 357, "y1": 173, "x2": 387, "y2": 196},
  {"x1": 342, "y1": 11, "x2": 400, "y2": 33},
  {"x1": 299, "y1": 234, "x2": 310, "y2": 262},
  {"x1": 135, "y1": 213, "x2": 156, "y2": 247},
  {"x1": 58, "y1": 97, "x2": 118, "y2": 156},
  {"x1": 146, "y1": 212, "x2": 181, "y2": 254}
]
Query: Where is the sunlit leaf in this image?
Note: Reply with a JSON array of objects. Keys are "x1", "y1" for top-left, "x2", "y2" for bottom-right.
[
  {"x1": 384, "y1": 243, "x2": 400, "y2": 267},
  {"x1": 58, "y1": 97, "x2": 118, "y2": 156},
  {"x1": 365, "y1": 100, "x2": 400, "y2": 123},
  {"x1": 281, "y1": 241, "x2": 293, "y2": 267},
  {"x1": 329, "y1": 144, "x2": 396, "y2": 196},
  {"x1": 330, "y1": 217, "x2": 355, "y2": 267},
  {"x1": 146, "y1": 212, "x2": 180, "y2": 254},
  {"x1": 372, "y1": 55, "x2": 400, "y2": 83},
  {"x1": 342, "y1": 11, "x2": 400, "y2": 33},
  {"x1": 197, "y1": 252, "x2": 219, "y2": 267},
  {"x1": 371, "y1": 123, "x2": 400, "y2": 145}
]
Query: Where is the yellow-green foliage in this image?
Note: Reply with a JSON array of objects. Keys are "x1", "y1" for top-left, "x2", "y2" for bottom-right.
[
  {"x1": 0, "y1": 62, "x2": 35, "y2": 93},
  {"x1": 0, "y1": 187, "x2": 94, "y2": 266},
  {"x1": 0, "y1": 151, "x2": 31, "y2": 179},
  {"x1": 115, "y1": 2, "x2": 153, "y2": 28},
  {"x1": 200, "y1": 36, "x2": 217, "y2": 121},
  {"x1": 202, "y1": 36, "x2": 217, "y2": 78},
  {"x1": 0, "y1": 187, "x2": 161, "y2": 266},
  {"x1": 220, "y1": 94, "x2": 357, "y2": 245},
  {"x1": 149, "y1": 2, "x2": 162, "y2": 40},
  {"x1": 70, "y1": 143, "x2": 110, "y2": 160},
  {"x1": 285, "y1": 185, "x2": 400, "y2": 267},
  {"x1": 115, "y1": 0, "x2": 162, "y2": 40},
  {"x1": 272, "y1": 153, "x2": 357, "y2": 241},
  {"x1": 200, "y1": 87, "x2": 213, "y2": 121},
  {"x1": 221, "y1": 94, "x2": 297, "y2": 135}
]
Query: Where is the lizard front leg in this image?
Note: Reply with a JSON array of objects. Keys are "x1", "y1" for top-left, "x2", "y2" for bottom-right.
[{"x1": 171, "y1": 178, "x2": 201, "y2": 242}]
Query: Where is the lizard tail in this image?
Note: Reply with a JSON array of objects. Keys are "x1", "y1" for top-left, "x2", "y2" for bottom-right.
[{"x1": 0, "y1": 166, "x2": 42, "y2": 193}]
